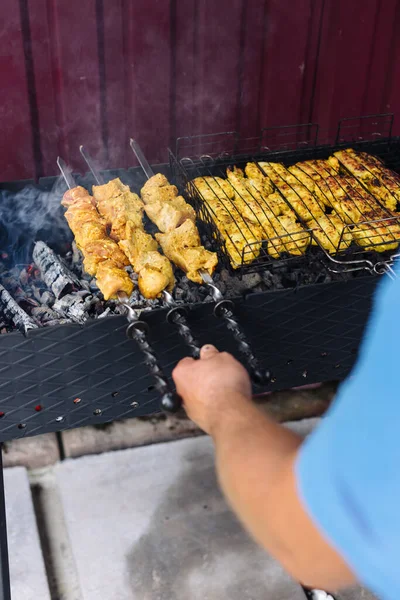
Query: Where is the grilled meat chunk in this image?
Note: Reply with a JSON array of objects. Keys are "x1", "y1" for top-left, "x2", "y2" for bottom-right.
[
  {"x1": 190, "y1": 176, "x2": 235, "y2": 202},
  {"x1": 191, "y1": 177, "x2": 262, "y2": 267},
  {"x1": 95, "y1": 259, "x2": 134, "y2": 300},
  {"x1": 83, "y1": 239, "x2": 129, "y2": 276},
  {"x1": 309, "y1": 214, "x2": 352, "y2": 254},
  {"x1": 92, "y1": 178, "x2": 176, "y2": 298},
  {"x1": 92, "y1": 178, "x2": 144, "y2": 241},
  {"x1": 140, "y1": 173, "x2": 196, "y2": 231},
  {"x1": 119, "y1": 223, "x2": 175, "y2": 299},
  {"x1": 258, "y1": 162, "x2": 325, "y2": 221},
  {"x1": 352, "y1": 209, "x2": 400, "y2": 252},
  {"x1": 265, "y1": 215, "x2": 311, "y2": 258},
  {"x1": 314, "y1": 176, "x2": 381, "y2": 220},
  {"x1": 244, "y1": 162, "x2": 274, "y2": 195},
  {"x1": 156, "y1": 219, "x2": 218, "y2": 283},
  {"x1": 335, "y1": 149, "x2": 399, "y2": 211},
  {"x1": 289, "y1": 157, "x2": 339, "y2": 181},
  {"x1": 144, "y1": 195, "x2": 196, "y2": 232},
  {"x1": 226, "y1": 166, "x2": 276, "y2": 225},
  {"x1": 62, "y1": 186, "x2": 134, "y2": 300}
]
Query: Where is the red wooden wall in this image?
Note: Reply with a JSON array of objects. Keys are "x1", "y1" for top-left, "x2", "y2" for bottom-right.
[{"x1": 1, "y1": 0, "x2": 400, "y2": 182}]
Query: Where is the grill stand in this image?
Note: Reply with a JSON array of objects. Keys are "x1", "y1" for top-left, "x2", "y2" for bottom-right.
[{"x1": 0, "y1": 449, "x2": 11, "y2": 600}]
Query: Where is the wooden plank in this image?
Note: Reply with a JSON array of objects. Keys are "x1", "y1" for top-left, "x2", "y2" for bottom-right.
[
  {"x1": 237, "y1": 0, "x2": 268, "y2": 139},
  {"x1": 46, "y1": 0, "x2": 103, "y2": 172},
  {"x1": 123, "y1": 0, "x2": 172, "y2": 166},
  {"x1": 361, "y1": 0, "x2": 398, "y2": 117},
  {"x1": 194, "y1": 0, "x2": 243, "y2": 138},
  {"x1": 311, "y1": 0, "x2": 382, "y2": 142},
  {"x1": 174, "y1": 0, "x2": 197, "y2": 144},
  {"x1": 0, "y1": 0, "x2": 35, "y2": 181},
  {"x1": 259, "y1": 0, "x2": 315, "y2": 129},
  {"x1": 102, "y1": 0, "x2": 127, "y2": 169},
  {"x1": 381, "y1": 0, "x2": 400, "y2": 135},
  {"x1": 28, "y1": 0, "x2": 59, "y2": 176}
]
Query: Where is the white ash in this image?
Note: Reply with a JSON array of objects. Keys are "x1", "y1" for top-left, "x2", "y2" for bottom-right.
[{"x1": 0, "y1": 234, "x2": 369, "y2": 334}]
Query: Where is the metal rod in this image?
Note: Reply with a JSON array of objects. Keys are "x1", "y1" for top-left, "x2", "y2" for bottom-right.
[
  {"x1": 0, "y1": 447, "x2": 11, "y2": 600},
  {"x1": 130, "y1": 138, "x2": 155, "y2": 179},
  {"x1": 56, "y1": 157, "x2": 75, "y2": 191},
  {"x1": 132, "y1": 145, "x2": 269, "y2": 383},
  {"x1": 79, "y1": 146, "x2": 105, "y2": 185},
  {"x1": 79, "y1": 145, "x2": 200, "y2": 359}
]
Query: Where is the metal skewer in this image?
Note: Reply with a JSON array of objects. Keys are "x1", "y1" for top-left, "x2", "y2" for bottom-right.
[
  {"x1": 58, "y1": 155, "x2": 183, "y2": 413},
  {"x1": 79, "y1": 146, "x2": 105, "y2": 185},
  {"x1": 130, "y1": 139, "x2": 269, "y2": 384},
  {"x1": 79, "y1": 145, "x2": 201, "y2": 360}
]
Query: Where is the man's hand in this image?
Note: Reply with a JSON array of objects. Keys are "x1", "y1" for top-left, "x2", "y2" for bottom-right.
[{"x1": 172, "y1": 344, "x2": 252, "y2": 435}]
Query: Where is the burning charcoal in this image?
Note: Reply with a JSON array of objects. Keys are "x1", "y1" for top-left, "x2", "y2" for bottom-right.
[
  {"x1": 80, "y1": 279, "x2": 90, "y2": 292},
  {"x1": 242, "y1": 273, "x2": 263, "y2": 289},
  {"x1": 43, "y1": 318, "x2": 74, "y2": 327},
  {"x1": 40, "y1": 291, "x2": 55, "y2": 306},
  {"x1": 53, "y1": 294, "x2": 89, "y2": 324},
  {"x1": 173, "y1": 287, "x2": 185, "y2": 302},
  {"x1": 31, "y1": 306, "x2": 63, "y2": 323},
  {"x1": 33, "y1": 241, "x2": 81, "y2": 299},
  {"x1": 32, "y1": 284, "x2": 45, "y2": 303},
  {"x1": 19, "y1": 268, "x2": 30, "y2": 286},
  {"x1": 0, "y1": 283, "x2": 38, "y2": 334},
  {"x1": 71, "y1": 241, "x2": 82, "y2": 267}
]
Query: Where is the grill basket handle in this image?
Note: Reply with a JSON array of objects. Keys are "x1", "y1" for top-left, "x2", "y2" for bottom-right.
[
  {"x1": 126, "y1": 321, "x2": 183, "y2": 413},
  {"x1": 214, "y1": 300, "x2": 270, "y2": 385}
]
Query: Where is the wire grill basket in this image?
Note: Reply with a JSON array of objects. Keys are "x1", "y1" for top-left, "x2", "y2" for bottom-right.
[{"x1": 170, "y1": 114, "x2": 400, "y2": 276}]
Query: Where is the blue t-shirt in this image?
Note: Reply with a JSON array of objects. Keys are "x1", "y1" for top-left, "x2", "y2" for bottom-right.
[{"x1": 296, "y1": 271, "x2": 400, "y2": 600}]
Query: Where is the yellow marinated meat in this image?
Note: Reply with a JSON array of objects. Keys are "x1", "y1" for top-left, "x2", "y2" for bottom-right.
[
  {"x1": 258, "y1": 162, "x2": 325, "y2": 221},
  {"x1": 140, "y1": 173, "x2": 196, "y2": 231},
  {"x1": 155, "y1": 219, "x2": 218, "y2": 283},
  {"x1": 191, "y1": 181, "x2": 262, "y2": 266},
  {"x1": 352, "y1": 209, "x2": 400, "y2": 252},
  {"x1": 309, "y1": 214, "x2": 352, "y2": 254},
  {"x1": 244, "y1": 162, "x2": 274, "y2": 195},
  {"x1": 313, "y1": 176, "x2": 381, "y2": 221},
  {"x1": 190, "y1": 176, "x2": 235, "y2": 202},
  {"x1": 92, "y1": 178, "x2": 144, "y2": 241},
  {"x1": 95, "y1": 260, "x2": 134, "y2": 300},
  {"x1": 92, "y1": 178, "x2": 176, "y2": 298},
  {"x1": 144, "y1": 195, "x2": 196, "y2": 232},
  {"x1": 226, "y1": 166, "x2": 277, "y2": 226},
  {"x1": 62, "y1": 186, "x2": 134, "y2": 300},
  {"x1": 265, "y1": 215, "x2": 311, "y2": 258},
  {"x1": 289, "y1": 157, "x2": 339, "y2": 181},
  {"x1": 118, "y1": 224, "x2": 175, "y2": 299},
  {"x1": 335, "y1": 149, "x2": 399, "y2": 210}
]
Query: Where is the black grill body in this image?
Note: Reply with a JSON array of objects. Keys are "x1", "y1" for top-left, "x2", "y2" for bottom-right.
[{"x1": 0, "y1": 276, "x2": 378, "y2": 441}]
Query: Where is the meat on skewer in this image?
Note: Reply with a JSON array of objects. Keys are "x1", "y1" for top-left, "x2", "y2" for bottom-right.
[
  {"x1": 141, "y1": 173, "x2": 196, "y2": 232},
  {"x1": 61, "y1": 186, "x2": 133, "y2": 300},
  {"x1": 91, "y1": 178, "x2": 175, "y2": 299},
  {"x1": 140, "y1": 174, "x2": 218, "y2": 281}
]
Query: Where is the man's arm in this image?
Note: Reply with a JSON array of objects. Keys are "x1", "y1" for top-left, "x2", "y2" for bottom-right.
[{"x1": 173, "y1": 345, "x2": 355, "y2": 590}]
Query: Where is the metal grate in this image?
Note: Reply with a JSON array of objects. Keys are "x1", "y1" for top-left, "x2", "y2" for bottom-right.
[{"x1": 171, "y1": 115, "x2": 400, "y2": 277}]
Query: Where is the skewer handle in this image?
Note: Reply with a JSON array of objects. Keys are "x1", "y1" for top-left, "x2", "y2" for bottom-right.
[
  {"x1": 126, "y1": 320, "x2": 183, "y2": 413},
  {"x1": 214, "y1": 300, "x2": 270, "y2": 385},
  {"x1": 166, "y1": 306, "x2": 201, "y2": 358}
]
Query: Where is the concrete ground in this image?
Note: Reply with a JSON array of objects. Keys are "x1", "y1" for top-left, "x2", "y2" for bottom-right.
[{"x1": 2, "y1": 407, "x2": 379, "y2": 600}]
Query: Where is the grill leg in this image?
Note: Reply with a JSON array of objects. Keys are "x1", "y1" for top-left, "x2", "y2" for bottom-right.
[{"x1": 0, "y1": 447, "x2": 11, "y2": 600}]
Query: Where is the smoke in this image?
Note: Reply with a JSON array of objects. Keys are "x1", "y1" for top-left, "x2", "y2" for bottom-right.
[{"x1": 0, "y1": 178, "x2": 72, "y2": 267}]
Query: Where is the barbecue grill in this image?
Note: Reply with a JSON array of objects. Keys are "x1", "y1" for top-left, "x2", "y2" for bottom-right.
[{"x1": 0, "y1": 114, "x2": 397, "y2": 600}]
